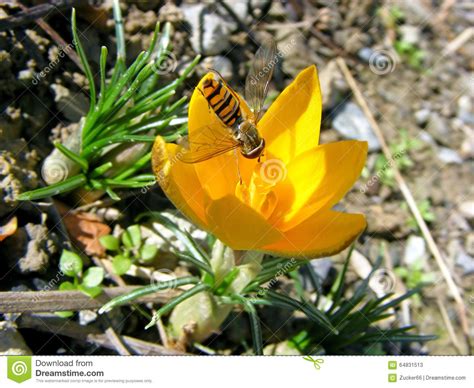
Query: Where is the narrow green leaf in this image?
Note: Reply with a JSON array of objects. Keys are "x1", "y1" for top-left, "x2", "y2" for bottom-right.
[
  {"x1": 214, "y1": 267, "x2": 240, "y2": 295},
  {"x1": 98, "y1": 46, "x2": 108, "y2": 108},
  {"x1": 105, "y1": 187, "x2": 121, "y2": 201},
  {"x1": 136, "y1": 212, "x2": 211, "y2": 268},
  {"x1": 99, "y1": 276, "x2": 199, "y2": 314},
  {"x1": 72, "y1": 9, "x2": 96, "y2": 115},
  {"x1": 17, "y1": 174, "x2": 87, "y2": 201},
  {"x1": 90, "y1": 162, "x2": 113, "y2": 178},
  {"x1": 232, "y1": 294, "x2": 263, "y2": 355},
  {"x1": 265, "y1": 290, "x2": 336, "y2": 334},
  {"x1": 54, "y1": 142, "x2": 88, "y2": 171},
  {"x1": 145, "y1": 283, "x2": 210, "y2": 329},
  {"x1": 328, "y1": 244, "x2": 354, "y2": 313}
]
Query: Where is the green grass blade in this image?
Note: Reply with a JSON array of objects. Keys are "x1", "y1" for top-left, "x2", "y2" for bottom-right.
[
  {"x1": 145, "y1": 283, "x2": 210, "y2": 329},
  {"x1": 99, "y1": 276, "x2": 199, "y2": 314},
  {"x1": 327, "y1": 244, "x2": 354, "y2": 313},
  {"x1": 72, "y1": 9, "x2": 96, "y2": 116},
  {"x1": 54, "y1": 142, "x2": 88, "y2": 171},
  {"x1": 137, "y1": 212, "x2": 211, "y2": 267},
  {"x1": 233, "y1": 294, "x2": 263, "y2": 355},
  {"x1": 17, "y1": 174, "x2": 87, "y2": 201}
]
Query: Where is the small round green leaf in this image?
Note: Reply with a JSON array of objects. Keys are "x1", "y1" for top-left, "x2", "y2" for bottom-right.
[
  {"x1": 59, "y1": 281, "x2": 77, "y2": 291},
  {"x1": 59, "y1": 250, "x2": 83, "y2": 277},
  {"x1": 78, "y1": 285, "x2": 103, "y2": 298},
  {"x1": 122, "y1": 225, "x2": 141, "y2": 249},
  {"x1": 112, "y1": 255, "x2": 132, "y2": 275},
  {"x1": 99, "y1": 235, "x2": 120, "y2": 251},
  {"x1": 82, "y1": 267, "x2": 105, "y2": 288},
  {"x1": 139, "y1": 244, "x2": 158, "y2": 262}
]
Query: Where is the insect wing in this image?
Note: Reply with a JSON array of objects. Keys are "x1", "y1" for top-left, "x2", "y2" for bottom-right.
[
  {"x1": 245, "y1": 39, "x2": 277, "y2": 122},
  {"x1": 176, "y1": 123, "x2": 240, "y2": 163}
]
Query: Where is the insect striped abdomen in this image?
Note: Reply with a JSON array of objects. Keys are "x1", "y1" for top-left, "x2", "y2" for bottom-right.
[{"x1": 202, "y1": 78, "x2": 242, "y2": 128}]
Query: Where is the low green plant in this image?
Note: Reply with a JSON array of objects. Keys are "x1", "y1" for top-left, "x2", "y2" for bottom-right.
[
  {"x1": 57, "y1": 249, "x2": 105, "y2": 317},
  {"x1": 404, "y1": 199, "x2": 436, "y2": 230},
  {"x1": 394, "y1": 40, "x2": 425, "y2": 69},
  {"x1": 285, "y1": 254, "x2": 435, "y2": 355},
  {"x1": 18, "y1": 2, "x2": 199, "y2": 202},
  {"x1": 394, "y1": 259, "x2": 435, "y2": 307},
  {"x1": 375, "y1": 129, "x2": 422, "y2": 187},
  {"x1": 99, "y1": 225, "x2": 158, "y2": 275}
]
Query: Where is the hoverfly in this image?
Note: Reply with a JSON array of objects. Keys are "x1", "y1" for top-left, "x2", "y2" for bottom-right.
[{"x1": 177, "y1": 40, "x2": 277, "y2": 163}]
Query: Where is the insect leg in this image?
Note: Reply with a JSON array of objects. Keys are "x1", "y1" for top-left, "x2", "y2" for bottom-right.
[{"x1": 233, "y1": 148, "x2": 242, "y2": 185}]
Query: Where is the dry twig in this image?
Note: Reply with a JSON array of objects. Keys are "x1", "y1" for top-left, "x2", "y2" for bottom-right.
[{"x1": 0, "y1": 287, "x2": 177, "y2": 313}]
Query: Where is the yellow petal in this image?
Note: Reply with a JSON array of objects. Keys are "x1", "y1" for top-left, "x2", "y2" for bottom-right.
[
  {"x1": 188, "y1": 73, "x2": 256, "y2": 199},
  {"x1": 258, "y1": 65, "x2": 322, "y2": 164},
  {"x1": 261, "y1": 209, "x2": 366, "y2": 259},
  {"x1": 205, "y1": 195, "x2": 281, "y2": 250},
  {"x1": 152, "y1": 136, "x2": 210, "y2": 230},
  {"x1": 270, "y1": 140, "x2": 368, "y2": 231}
]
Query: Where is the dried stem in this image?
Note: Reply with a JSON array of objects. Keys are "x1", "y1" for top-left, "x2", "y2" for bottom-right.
[{"x1": 0, "y1": 287, "x2": 176, "y2": 313}]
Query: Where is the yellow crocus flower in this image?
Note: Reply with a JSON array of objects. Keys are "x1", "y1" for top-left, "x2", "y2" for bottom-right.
[{"x1": 152, "y1": 65, "x2": 367, "y2": 259}]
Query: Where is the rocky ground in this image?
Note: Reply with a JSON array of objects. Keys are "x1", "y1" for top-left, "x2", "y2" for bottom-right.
[{"x1": 0, "y1": 0, "x2": 473, "y2": 355}]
